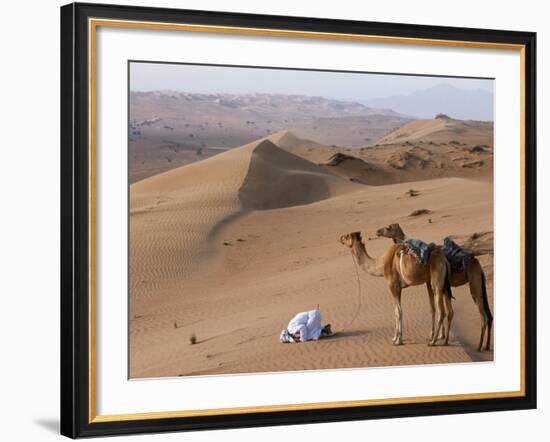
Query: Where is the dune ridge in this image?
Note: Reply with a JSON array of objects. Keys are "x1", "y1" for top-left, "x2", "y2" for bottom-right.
[
  {"x1": 239, "y1": 140, "x2": 359, "y2": 210},
  {"x1": 266, "y1": 130, "x2": 317, "y2": 150},
  {"x1": 376, "y1": 117, "x2": 493, "y2": 146}
]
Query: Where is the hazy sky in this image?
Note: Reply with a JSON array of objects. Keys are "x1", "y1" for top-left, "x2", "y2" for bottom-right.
[{"x1": 130, "y1": 61, "x2": 493, "y2": 102}]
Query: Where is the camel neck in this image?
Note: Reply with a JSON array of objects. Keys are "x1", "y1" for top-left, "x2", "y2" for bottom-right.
[
  {"x1": 393, "y1": 234, "x2": 405, "y2": 244},
  {"x1": 352, "y1": 241, "x2": 383, "y2": 277}
]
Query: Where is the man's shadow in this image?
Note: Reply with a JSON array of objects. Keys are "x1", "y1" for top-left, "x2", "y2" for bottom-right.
[{"x1": 326, "y1": 330, "x2": 370, "y2": 341}]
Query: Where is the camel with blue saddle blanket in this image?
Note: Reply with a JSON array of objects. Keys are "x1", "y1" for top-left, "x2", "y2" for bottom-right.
[
  {"x1": 376, "y1": 223, "x2": 493, "y2": 352},
  {"x1": 340, "y1": 232, "x2": 454, "y2": 347}
]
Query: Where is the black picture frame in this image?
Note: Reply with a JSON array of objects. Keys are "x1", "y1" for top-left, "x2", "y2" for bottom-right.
[{"x1": 60, "y1": 2, "x2": 537, "y2": 438}]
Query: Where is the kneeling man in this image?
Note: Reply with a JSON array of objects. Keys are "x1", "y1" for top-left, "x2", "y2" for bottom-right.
[{"x1": 280, "y1": 309, "x2": 332, "y2": 343}]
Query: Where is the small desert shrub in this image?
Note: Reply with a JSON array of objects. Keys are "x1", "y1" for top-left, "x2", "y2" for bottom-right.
[
  {"x1": 469, "y1": 145, "x2": 487, "y2": 153},
  {"x1": 189, "y1": 333, "x2": 197, "y2": 345},
  {"x1": 409, "y1": 209, "x2": 431, "y2": 216},
  {"x1": 435, "y1": 113, "x2": 451, "y2": 119}
]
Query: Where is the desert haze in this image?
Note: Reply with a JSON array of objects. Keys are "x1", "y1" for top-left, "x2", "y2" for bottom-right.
[{"x1": 129, "y1": 92, "x2": 494, "y2": 378}]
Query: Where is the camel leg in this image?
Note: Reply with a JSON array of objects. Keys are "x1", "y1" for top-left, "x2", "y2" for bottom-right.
[
  {"x1": 441, "y1": 292, "x2": 454, "y2": 346},
  {"x1": 429, "y1": 287, "x2": 444, "y2": 347},
  {"x1": 427, "y1": 283, "x2": 445, "y2": 341},
  {"x1": 484, "y1": 316, "x2": 493, "y2": 351},
  {"x1": 390, "y1": 284, "x2": 403, "y2": 345},
  {"x1": 468, "y1": 277, "x2": 490, "y2": 351},
  {"x1": 477, "y1": 311, "x2": 487, "y2": 352},
  {"x1": 477, "y1": 321, "x2": 485, "y2": 351},
  {"x1": 426, "y1": 283, "x2": 436, "y2": 342},
  {"x1": 479, "y1": 304, "x2": 493, "y2": 352},
  {"x1": 438, "y1": 318, "x2": 446, "y2": 341}
]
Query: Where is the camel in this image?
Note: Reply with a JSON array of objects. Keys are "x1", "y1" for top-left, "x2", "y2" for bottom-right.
[
  {"x1": 376, "y1": 223, "x2": 493, "y2": 351},
  {"x1": 339, "y1": 232, "x2": 454, "y2": 347}
]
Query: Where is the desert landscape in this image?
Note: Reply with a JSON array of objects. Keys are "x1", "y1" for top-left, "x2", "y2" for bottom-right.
[
  {"x1": 129, "y1": 91, "x2": 411, "y2": 183},
  {"x1": 129, "y1": 68, "x2": 494, "y2": 379}
]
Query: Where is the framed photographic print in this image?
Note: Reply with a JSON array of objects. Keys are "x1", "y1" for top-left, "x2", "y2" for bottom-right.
[{"x1": 60, "y1": 2, "x2": 537, "y2": 438}]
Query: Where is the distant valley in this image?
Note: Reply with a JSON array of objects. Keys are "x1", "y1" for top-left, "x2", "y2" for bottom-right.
[{"x1": 129, "y1": 91, "x2": 412, "y2": 182}]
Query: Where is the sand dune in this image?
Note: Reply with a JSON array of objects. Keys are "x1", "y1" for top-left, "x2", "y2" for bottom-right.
[
  {"x1": 264, "y1": 127, "x2": 493, "y2": 186},
  {"x1": 264, "y1": 130, "x2": 331, "y2": 163},
  {"x1": 240, "y1": 140, "x2": 358, "y2": 209},
  {"x1": 130, "y1": 137, "x2": 358, "y2": 326},
  {"x1": 376, "y1": 117, "x2": 493, "y2": 146},
  {"x1": 130, "y1": 138, "x2": 254, "y2": 298},
  {"x1": 130, "y1": 129, "x2": 494, "y2": 377},
  {"x1": 266, "y1": 130, "x2": 321, "y2": 151},
  {"x1": 322, "y1": 153, "x2": 391, "y2": 185}
]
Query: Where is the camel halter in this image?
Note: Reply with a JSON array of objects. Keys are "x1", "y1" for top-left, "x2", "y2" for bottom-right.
[{"x1": 340, "y1": 250, "x2": 364, "y2": 333}]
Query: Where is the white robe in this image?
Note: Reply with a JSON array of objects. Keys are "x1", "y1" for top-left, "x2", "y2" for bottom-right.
[{"x1": 280, "y1": 310, "x2": 324, "y2": 343}]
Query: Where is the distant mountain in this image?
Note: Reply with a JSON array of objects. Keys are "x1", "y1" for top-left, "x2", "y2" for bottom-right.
[
  {"x1": 130, "y1": 91, "x2": 404, "y2": 120},
  {"x1": 364, "y1": 84, "x2": 494, "y2": 121}
]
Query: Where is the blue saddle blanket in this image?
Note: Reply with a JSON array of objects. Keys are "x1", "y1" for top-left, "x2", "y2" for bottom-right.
[
  {"x1": 402, "y1": 238, "x2": 435, "y2": 265},
  {"x1": 443, "y1": 237, "x2": 474, "y2": 273}
]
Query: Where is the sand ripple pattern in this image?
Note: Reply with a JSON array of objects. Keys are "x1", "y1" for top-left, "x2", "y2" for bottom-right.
[
  {"x1": 130, "y1": 139, "x2": 356, "y2": 301},
  {"x1": 130, "y1": 141, "x2": 255, "y2": 299}
]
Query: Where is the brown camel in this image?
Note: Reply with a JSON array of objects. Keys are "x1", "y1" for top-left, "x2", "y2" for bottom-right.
[
  {"x1": 376, "y1": 223, "x2": 493, "y2": 351},
  {"x1": 339, "y1": 232, "x2": 454, "y2": 346}
]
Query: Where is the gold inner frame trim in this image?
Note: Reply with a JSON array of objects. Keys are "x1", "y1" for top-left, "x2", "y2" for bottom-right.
[
  {"x1": 88, "y1": 17, "x2": 527, "y2": 424},
  {"x1": 90, "y1": 18, "x2": 525, "y2": 50}
]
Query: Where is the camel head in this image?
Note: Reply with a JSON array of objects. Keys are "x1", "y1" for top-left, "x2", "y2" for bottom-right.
[
  {"x1": 376, "y1": 223, "x2": 405, "y2": 243},
  {"x1": 339, "y1": 231, "x2": 363, "y2": 248}
]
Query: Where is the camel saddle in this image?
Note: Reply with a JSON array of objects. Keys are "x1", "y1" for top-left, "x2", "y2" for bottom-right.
[
  {"x1": 401, "y1": 238, "x2": 435, "y2": 265},
  {"x1": 443, "y1": 237, "x2": 474, "y2": 273}
]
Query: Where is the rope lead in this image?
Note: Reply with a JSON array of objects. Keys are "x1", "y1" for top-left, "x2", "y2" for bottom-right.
[{"x1": 339, "y1": 251, "x2": 363, "y2": 333}]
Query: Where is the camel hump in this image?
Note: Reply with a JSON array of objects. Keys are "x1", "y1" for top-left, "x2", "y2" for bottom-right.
[
  {"x1": 442, "y1": 237, "x2": 474, "y2": 272},
  {"x1": 402, "y1": 238, "x2": 434, "y2": 265}
]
